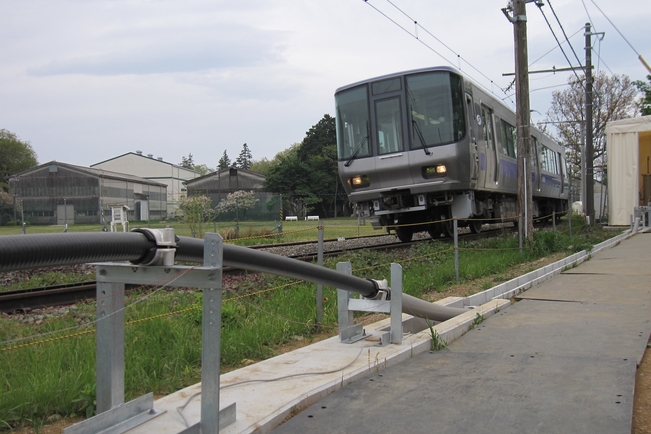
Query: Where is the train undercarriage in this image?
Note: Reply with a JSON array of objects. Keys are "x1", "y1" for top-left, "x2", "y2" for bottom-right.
[{"x1": 357, "y1": 190, "x2": 568, "y2": 242}]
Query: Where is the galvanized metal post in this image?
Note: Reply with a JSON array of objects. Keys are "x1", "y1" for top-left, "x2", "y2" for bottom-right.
[
  {"x1": 453, "y1": 219, "x2": 459, "y2": 282},
  {"x1": 569, "y1": 200, "x2": 573, "y2": 237},
  {"x1": 337, "y1": 262, "x2": 354, "y2": 330},
  {"x1": 519, "y1": 215, "x2": 523, "y2": 255},
  {"x1": 201, "y1": 233, "x2": 223, "y2": 434},
  {"x1": 95, "y1": 279, "x2": 125, "y2": 412},
  {"x1": 278, "y1": 194, "x2": 283, "y2": 234},
  {"x1": 390, "y1": 263, "x2": 403, "y2": 344},
  {"x1": 316, "y1": 224, "x2": 324, "y2": 326}
]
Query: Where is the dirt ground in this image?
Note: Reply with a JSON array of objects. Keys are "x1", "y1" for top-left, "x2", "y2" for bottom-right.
[{"x1": 9, "y1": 255, "x2": 651, "y2": 433}]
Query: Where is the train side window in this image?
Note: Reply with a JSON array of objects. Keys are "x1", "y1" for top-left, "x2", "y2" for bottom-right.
[
  {"x1": 540, "y1": 145, "x2": 560, "y2": 174},
  {"x1": 375, "y1": 97, "x2": 404, "y2": 155},
  {"x1": 500, "y1": 120, "x2": 516, "y2": 158},
  {"x1": 531, "y1": 137, "x2": 539, "y2": 170}
]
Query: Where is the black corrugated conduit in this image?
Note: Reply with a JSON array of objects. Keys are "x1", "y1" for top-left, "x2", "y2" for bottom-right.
[{"x1": 0, "y1": 232, "x2": 466, "y2": 321}]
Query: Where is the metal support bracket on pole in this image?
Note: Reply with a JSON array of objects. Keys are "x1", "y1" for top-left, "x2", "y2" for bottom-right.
[
  {"x1": 64, "y1": 231, "x2": 235, "y2": 434},
  {"x1": 337, "y1": 262, "x2": 403, "y2": 346}
]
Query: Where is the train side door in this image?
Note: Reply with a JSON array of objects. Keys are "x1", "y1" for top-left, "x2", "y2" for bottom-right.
[
  {"x1": 465, "y1": 93, "x2": 480, "y2": 185},
  {"x1": 558, "y1": 152, "x2": 567, "y2": 194},
  {"x1": 531, "y1": 137, "x2": 541, "y2": 192},
  {"x1": 480, "y1": 104, "x2": 499, "y2": 190},
  {"x1": 473, "y1": 100, "x2": 488, "y2": 189}
]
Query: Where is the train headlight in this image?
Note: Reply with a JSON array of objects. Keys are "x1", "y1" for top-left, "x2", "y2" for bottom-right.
[
  {"x1": 349, "y1": 175, "x2": 370, "y2": 189},
  {"x1": 422, "y1": 165, "x2": 447, "y2": 179}
]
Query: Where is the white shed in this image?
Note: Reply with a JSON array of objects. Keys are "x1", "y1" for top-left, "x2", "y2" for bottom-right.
[{"x1": 606, "y1": 115, "x2": 651, "y2": 225}]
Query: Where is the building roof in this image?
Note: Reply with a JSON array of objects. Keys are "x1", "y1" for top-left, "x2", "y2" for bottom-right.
[
  {"x1": 90, "y1": 151, "x2": 200, "y2": 174},
  {"x1": 11, "y1": 161, "x2": 167, "y2": 187},
  {"x1": 185, "y1": 167, "x2": 266, "y2": 185},
  {"x1": 606, "y1": 115, "x2": 651, "y2": 134}
]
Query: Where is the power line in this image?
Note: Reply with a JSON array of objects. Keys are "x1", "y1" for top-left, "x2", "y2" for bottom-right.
[
  {"x1": 593, "y1": 41, "x2": 614, "y2": 76},
  {"x1": 547, "y1": 1, "x2": 584, "y2": 72},
  {"x1": 535, "y1": 3, "x2": 585, "y2": 89},
  {"x1": 362, "y1": 1, "x2": 455, "y2": 67},
  {"x1": 529, "y1": 26, "x2": 583, "y2": 68},
  {"x1": 503, "y1": 82, "x2": 569, "y2": 100},
  {"x1": 588, "y1": 0, "x2": 641, "y2": 57},
  {"x1": 362, "y1": 0, "x2": 515, "y2": 106},
  {"x1": 580, "y1": 0, "x2": 597, "y2": 32},
  {"x1": 384, "y1": 0, "x2": 498, "y2": 90}
]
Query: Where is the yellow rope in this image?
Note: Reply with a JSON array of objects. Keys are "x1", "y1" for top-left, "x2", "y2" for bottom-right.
[
  {"x1": 0, "y1": 279, "x2": 310, "y2": 352},
  {"x1": 1, "y1": 328, "x2": 95, "y2": 353},
  {"x1": 225, "y1": 226, "x2": 318, "y2": 242}
]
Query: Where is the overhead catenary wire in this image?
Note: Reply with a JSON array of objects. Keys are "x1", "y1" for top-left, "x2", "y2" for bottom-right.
[
  {"x1": 362, "y1": 0, "x2": 515, "y2": 107},
  {"x1": 384, "y1": 0, "x2": 500, "y2": 92},
  {"x1": 546, "y1": 1, "x2": 585, "y2": 73},
  {"x1": 588, "y1": 0, "x2": 640, "y2": 57},
  {"x1": 535, "y1": 2, "x2": 586, "y2": 89},
  {"x1": 361, "y1": 0, "x2": 456, "y2": 67},
  {"x1": 528, "y1": 26, "x2": 584, "y2": 68},
  {"x1": 586, "y1": 0, "x2": 651, "y2": 74},
  {"x1": 580, "y1": 0, "x2": 596, "y2": 31}
]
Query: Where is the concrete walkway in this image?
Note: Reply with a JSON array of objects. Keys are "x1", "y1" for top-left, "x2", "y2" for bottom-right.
[
  {"x1": 122, "y1": 230, "x2": 649, "y2": 434},
  {"x1": 273, "y1": 232, "x2": 651, "y2": 434}
]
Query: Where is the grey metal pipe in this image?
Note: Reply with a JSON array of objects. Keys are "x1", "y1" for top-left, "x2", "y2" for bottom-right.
[{"x1": 0, "y1": 232, "x2": 466, "y2": 321}]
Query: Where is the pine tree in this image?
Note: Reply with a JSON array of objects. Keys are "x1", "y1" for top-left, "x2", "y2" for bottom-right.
[
  {"x1": 217, "y1": 150, "x2": 231, "y2": 170},
  {"x1": 180, "y1": 153, "x2": 194, "y2": 169},
  {"x1": 234, "y1": 143, "x2": 253, "y2": 170}
]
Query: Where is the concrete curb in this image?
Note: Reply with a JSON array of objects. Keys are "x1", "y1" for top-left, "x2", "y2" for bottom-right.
[{"x1": 448, "y1": 229, "x2": 634, "y2": 308}]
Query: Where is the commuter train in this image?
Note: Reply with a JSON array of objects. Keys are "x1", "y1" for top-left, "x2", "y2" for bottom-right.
[{"x1": 335, "y1": 66, "x2": 569, "y2": 242}]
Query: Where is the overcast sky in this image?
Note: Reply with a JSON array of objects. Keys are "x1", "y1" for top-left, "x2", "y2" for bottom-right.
[{"x1": 2, "y1": 0, "x2": 649, "y2": 169}]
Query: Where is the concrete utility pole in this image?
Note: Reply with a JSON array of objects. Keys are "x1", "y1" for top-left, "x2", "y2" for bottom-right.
[
  {"x1": 584, "y1": 22, "x2": 595, "y2": 224},
  {"x1": 504, "y1": 0, "x2": 534, "y2": 240}
]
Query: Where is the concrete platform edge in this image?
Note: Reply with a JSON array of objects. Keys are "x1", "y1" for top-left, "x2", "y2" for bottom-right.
[
  {"x1": 249, "y1": 298, "x2": 510, "y2": 434},
  {"x1": 462, "y1": 229, "x2": 633, "y2": 307}
]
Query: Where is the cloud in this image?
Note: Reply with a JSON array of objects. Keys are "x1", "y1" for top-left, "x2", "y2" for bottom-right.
[{"x1": 27, "y1": 24, "x2": 287, "y2": 76}]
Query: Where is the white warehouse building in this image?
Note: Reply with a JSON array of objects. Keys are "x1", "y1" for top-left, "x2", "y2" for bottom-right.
[{"x1": 91, "y1": 151, "x2": 200, "y2": 217}]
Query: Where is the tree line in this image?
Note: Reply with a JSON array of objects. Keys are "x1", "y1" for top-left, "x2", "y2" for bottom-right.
[{"x1": 179, "y1": 143, "x2": 254, "y2": 176}]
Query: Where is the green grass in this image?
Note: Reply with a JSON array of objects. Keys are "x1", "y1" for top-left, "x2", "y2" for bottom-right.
[
  {"x1": 0, "y1": 217, "x2": 380, "y2": 245},
  {"x1": 0, "y1": 220, "x2": 621, "y2": 431}
]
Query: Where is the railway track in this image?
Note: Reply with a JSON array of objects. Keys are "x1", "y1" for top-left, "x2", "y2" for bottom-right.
[{"x1": 0, "y1": 225, "x2": 516, "y2": 313}]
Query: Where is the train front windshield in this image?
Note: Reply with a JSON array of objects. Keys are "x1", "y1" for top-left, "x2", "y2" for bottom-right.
[
  {"x1": 335, "y1": 71, "x2": 465, "y2": 161},
  {"x1": 336, "y1": 86, "x2": 371, "y2": 161},
  {"x1": 406, "y1": 72, "x2": 465, "y2": 148}
]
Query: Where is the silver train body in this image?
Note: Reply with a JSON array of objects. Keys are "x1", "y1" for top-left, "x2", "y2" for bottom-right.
[{"x1": 335, "y1": 66, "x2": 569, "y2": 241}]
